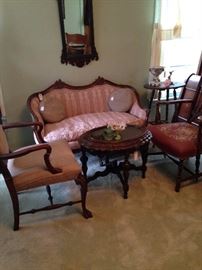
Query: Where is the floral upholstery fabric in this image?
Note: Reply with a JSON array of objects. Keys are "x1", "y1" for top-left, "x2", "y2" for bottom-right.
[{"x1": 149, "y1": 122, "x2": 199, "y2": 159}]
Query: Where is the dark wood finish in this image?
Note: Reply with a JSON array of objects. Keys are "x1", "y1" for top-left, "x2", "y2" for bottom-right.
[
  {"x1": 66, "y1": 33, "x2": 88, "y2": 55},
  {"x1": 0, "y1": 122, "x2": 92, "y2": 230},
  {"x1": 144, "y1": 81, "x2": 185, "y2": 122},
  {"x1": 57, "y1": 0, "x2": 98, "y2": 67},
  {"x1": 153, "y1": 74, "x2": 202, "y2": 123},
  {"x1": 79, "y1": 125, "x2": 152, "y2": 199}
]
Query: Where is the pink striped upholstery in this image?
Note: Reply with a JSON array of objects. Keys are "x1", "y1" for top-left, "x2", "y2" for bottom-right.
[
  {"x1": 30, "y1": 85, "x2": 141, "y2": 119},
  {"x1": 28, "y1": 81, "x2": 147, "y2": 149}
]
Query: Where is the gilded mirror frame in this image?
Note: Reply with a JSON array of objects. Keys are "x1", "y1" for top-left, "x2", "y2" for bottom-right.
[{"x1": 57, "y1": 0, "x2": 98, "y2": 67}]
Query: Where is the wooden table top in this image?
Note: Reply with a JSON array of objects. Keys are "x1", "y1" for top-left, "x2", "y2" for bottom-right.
[{"x1": 79, "y1": 125, "x2": 152, "y2": 152}]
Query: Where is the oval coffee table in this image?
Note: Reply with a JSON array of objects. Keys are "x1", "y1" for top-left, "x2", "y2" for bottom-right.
[{"x1": 79, "y1": 125, "x2": 152, "y2": 199}]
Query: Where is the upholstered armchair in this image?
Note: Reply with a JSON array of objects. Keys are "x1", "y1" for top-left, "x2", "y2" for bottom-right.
[
  {"x1": 148, "y1": 74, "x2": 202, "y2": 191},
  {"x1": 0, "y1": 120, "x2": 92, "y2": 230}
]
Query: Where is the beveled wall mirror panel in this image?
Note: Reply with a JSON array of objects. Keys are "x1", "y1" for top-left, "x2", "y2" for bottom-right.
[{"x1": 57, "y1": 0, "x2": 98, "y2": 67}]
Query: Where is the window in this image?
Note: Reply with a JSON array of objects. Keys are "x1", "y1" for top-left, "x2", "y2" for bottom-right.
[{"x1": 151, "y1": 0, "x2": 202, "y2": 85}]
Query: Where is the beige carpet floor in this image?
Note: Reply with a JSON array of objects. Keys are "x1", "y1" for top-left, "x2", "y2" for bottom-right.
[{"x1": 0, "y1": 155, "x2": 202, "y2": 270}]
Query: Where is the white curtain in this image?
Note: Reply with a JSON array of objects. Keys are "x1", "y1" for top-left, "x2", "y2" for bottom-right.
[
  {"x1": 150, "y1": 0, "x2": 182, "y2": 67},
  {"x1": 150, "y1": 0, "x2": 202, "y2": 80}
]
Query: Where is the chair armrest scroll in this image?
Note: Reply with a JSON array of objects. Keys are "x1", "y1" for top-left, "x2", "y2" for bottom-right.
[
  {"x1": 3, "y1": 121, "x2": 43, "y2": 130},
  {"x1": 0, "y1": 143, "x2": 62, "y2": 174},
  {"x1": 3, "y1": 121, "x2": 45, "y2": 143}
]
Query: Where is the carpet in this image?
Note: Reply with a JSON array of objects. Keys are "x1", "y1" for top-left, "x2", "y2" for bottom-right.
[{"x1": 0, "y1": 154, "x2": 202, "y2": 270}]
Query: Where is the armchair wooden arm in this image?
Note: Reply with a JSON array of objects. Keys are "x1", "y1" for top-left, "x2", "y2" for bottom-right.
[
  {"x1": 3, "y1": 121, "x2": 45, "y2": 143},
  {"x1": 155, "y1": 99, "x2": 193, "y2": 123},
  {"x1": 156, "y1": 98, "x2": 193, "y2": 106},
  {"x1": 0, "y1": 143, "x2": 62, "y2": 174},
  {"x1": 2, "y1": 121, "x2": 43, "y2": 130}
]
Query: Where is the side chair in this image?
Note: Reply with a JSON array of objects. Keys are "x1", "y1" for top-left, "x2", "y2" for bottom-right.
[
  {"x1": 155, "y1": 73, "x2": 201, "y2": 123},
  {"x1": 148, "y1": 74, "x2": 202, "y2": 191},
  {"x1": 0, "y1": 120, "x2": 92, "y2": 230}
]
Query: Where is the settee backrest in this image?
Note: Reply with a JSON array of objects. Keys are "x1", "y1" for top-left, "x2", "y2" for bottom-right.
[{"x1": 27, "y1": 77, "x2": 142, "y2": 124}]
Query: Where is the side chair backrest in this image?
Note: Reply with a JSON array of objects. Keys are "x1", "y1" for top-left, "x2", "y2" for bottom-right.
[
  {"x1": 175, "y1": 74, "x2": 202, "y2": 122},
  {"x1": 190, "y1": 80, "x2": 202, "y2": 124}
]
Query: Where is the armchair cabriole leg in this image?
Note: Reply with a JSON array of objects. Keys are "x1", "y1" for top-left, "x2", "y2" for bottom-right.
[{"x1": 76, "y1": 173, "x2": 93, "y2": 219}]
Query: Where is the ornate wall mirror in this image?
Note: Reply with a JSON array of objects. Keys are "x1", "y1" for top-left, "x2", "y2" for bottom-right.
[{"x1": 57, "y1": 0, "x2": 98, "y2": 67}]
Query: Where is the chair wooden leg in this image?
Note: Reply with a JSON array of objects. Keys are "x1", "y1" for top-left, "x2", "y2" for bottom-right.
[
  {"x1": 195, "y1": 154, "x2": 201, "y2": 182},
  {"x1": 6, "y1": 182, "x2": 20, "y2": 230},
  {"x1": 46, "y1": 185, "x2": 53, "y2": 205},
  {"x1": 13, "y1": 198, "x2": 20, "y2": 231},
  {"x1": 175, "y1": 159, "x2": 183, "y2": 192},
  {"x1": 76, "y1": 174, "x2": 92, "y2": 219}
]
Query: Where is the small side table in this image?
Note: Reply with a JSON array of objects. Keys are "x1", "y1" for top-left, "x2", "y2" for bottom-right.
[
  {"x1": 144, "y1": 82, "x2": 185, "y2": 122},
  {"x1": 79, "y1": 125, "x2": 152, "y2": 199}
]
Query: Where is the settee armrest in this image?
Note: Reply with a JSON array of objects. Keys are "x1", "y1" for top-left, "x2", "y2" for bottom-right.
[{"x1": 129, "y1": 102, "x2": 148, "y2": 122}]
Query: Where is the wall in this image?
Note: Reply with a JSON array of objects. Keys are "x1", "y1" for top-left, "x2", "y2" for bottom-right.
[{"x1": 0, "y1": 0, "x2": 154, "y2": 148}]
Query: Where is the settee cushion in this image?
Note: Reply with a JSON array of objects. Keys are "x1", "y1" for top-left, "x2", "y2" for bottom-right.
[
  {"x1": 39, "y1": 94, "x2": 66, "y2": 123},
  {"x1": 43, "y1": 111, "x2": 145, "y2": 144},
  {"x1": 108, "y1": 88, "x2": 134, "y2": 112}
]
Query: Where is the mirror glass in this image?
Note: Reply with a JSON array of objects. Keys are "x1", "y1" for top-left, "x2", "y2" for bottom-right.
[{"x1": 57, "y1": 0, "x2": 98, "y2": 67}]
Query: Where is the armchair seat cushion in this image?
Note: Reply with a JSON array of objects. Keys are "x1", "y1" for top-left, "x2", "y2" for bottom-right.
[
  {"x1": 43, "y1": 111, "x2": 145, "y2": 144},
  {"x1": 149, "y1": 122, "x2": 198, "y2": 159},
  {"x1": 8, "y1": 140, "x2": 81, "y2": 192}
]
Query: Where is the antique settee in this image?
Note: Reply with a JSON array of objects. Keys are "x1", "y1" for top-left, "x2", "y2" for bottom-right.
[{"x1": 27, "y1": 77, "x2": 147, "y2": 150}]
